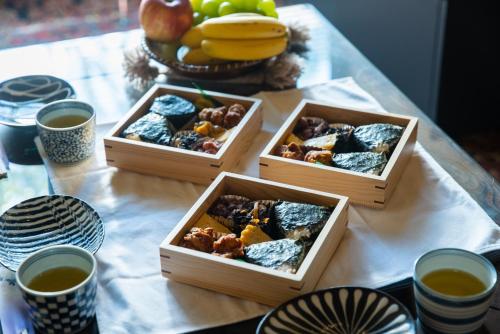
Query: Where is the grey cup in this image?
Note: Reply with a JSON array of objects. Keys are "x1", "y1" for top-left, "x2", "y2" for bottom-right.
[{"x1": 36, "y1": 100, "x2": 95, "y2": 164}]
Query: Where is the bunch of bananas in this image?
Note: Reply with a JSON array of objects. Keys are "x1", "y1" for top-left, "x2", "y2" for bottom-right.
[{"x1": 179, "y1": 13, "x2": 288, "y2": 65}]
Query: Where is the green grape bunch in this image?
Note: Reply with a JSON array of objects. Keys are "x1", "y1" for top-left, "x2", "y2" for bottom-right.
[{"x1": 190, "y1": 0, "x2": 278, "y2": 24}]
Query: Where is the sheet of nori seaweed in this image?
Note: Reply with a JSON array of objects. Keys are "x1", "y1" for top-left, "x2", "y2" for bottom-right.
[
  {"x1": 149, "y1": 94, "x2": 197, "y2": 129},
  {"x1": 244, "y1": 239, "x2": 306, "y2": 273},
  {"x1": 122, "y1": 112, "x2": 174, "y2": 146},
  {"x1": 332, "y1": 152, "x2": 387, "y2": 175},
  {"x1": 352, "y1": 123, "x2": 404, "y2": 154},
  {"x1": 272, "y1": 201, "x2": 332, "y2": 242},
  {"x1": 326, "y1": 123, "x2": 355, "y2": 153}
]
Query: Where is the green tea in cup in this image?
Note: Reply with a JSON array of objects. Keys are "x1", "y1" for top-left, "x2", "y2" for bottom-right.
[
  {"x1": 43, "y1": 114, "x2": 89, "y2": 128},
  {"x1": 27, "y1": 266, "x2": 89, "y2": 292},
  {"x1": 421, "y1": 268, "x2": 486, "y2": 297}
]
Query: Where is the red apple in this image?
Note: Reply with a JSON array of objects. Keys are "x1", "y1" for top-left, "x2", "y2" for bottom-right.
[{"x1": 139, "y1": 0, "x2": 193, "y2": 43}]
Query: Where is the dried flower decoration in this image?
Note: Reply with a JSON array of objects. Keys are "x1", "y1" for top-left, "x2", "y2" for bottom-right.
[
  {"x1": 264, "y1": 53, "x2": 303, "y2": 89},
  {"x1": 287, "y1": 22, "x2": 310, "y2": 55},
  {"x1": 123, "y1": 47, "x2": 159, "y2": 90}
]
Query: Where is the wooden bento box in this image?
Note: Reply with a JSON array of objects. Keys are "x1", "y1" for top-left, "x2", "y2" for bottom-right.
[
  {"x1": 259, "y1": 99, "x2": 418, "y2": 208},
  {"x1": 104, "y1": 84, "x2": 262, "y2": 184},
  {"x1": 160, "y1": 172, "x2": 349, "y2": 306}
]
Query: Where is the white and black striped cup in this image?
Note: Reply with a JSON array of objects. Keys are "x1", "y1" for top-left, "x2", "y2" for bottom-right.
[
  {"x1": 413, "y1": 248, "x2": 497, "y2": 334},
  {"x1": 15, "y1": 245, "x2": 97, "y2": 334}
]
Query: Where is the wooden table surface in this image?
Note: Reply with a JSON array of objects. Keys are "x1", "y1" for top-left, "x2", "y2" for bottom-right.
[{"x1": 0, "y1": 4, "x2": 499, "y2": 333}]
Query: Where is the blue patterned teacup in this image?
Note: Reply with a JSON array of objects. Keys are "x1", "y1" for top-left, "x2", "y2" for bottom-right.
[
  {"x1": 413, "y1": 248, "x2": 497, "y2": 334},
  {"x1": 36, "y1": 100, "x2": 95, "y2": 164},
  {"x1": 16, "y1": 245, "x2": 97, "y2": 334}
]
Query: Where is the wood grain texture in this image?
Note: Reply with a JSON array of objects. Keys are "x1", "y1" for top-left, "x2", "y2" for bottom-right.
[
  {"x1": 160, "y1": 172, "x2": 349, "y2": 306},
  {"x1": 259, "y1": 99, "x2": 418, "y2": 208},
  {"x1": 104, "y1": 84, "x2": 263, "y2": 184}
]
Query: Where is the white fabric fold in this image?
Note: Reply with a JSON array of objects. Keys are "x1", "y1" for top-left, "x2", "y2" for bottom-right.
[{"x1": 1, "y1": 78, "x2": 498, "y2": 334}]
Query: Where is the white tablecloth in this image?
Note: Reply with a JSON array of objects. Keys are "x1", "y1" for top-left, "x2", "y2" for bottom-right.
[{"x1": 1, "y1": 78, "x2": 499, "y2": 334}]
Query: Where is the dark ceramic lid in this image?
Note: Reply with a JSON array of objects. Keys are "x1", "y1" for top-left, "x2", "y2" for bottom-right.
[{"x1": 0, "y1": 75, "x2": 76, "y2": 127}]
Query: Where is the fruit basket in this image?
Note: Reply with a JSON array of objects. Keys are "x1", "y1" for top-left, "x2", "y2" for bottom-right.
[
  {"x1": 141, "y1": 37, "x2": 264, "y2": 79},
  {"x1": 125, "y1": 0, "x2": 306, "y2": 90}
]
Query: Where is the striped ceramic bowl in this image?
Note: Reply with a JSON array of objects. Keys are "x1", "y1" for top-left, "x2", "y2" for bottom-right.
[
  {"x1": 0, "y1": 195, "x2": 104, "y2": 271},
  {"x1": 257, "y1": 286, "x2": 415, "y2": 334},
  {"x1": 413, "y1": 248, "x2": 497, "y2": 334}
]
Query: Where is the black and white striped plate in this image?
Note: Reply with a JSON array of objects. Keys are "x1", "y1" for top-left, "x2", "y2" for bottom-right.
[
  {"x1": 0, "y1": 195, "x2": 104, "y2": 271},
  {"x1": 258, "y1": 286, "x2": 415, "y2": 334}
]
